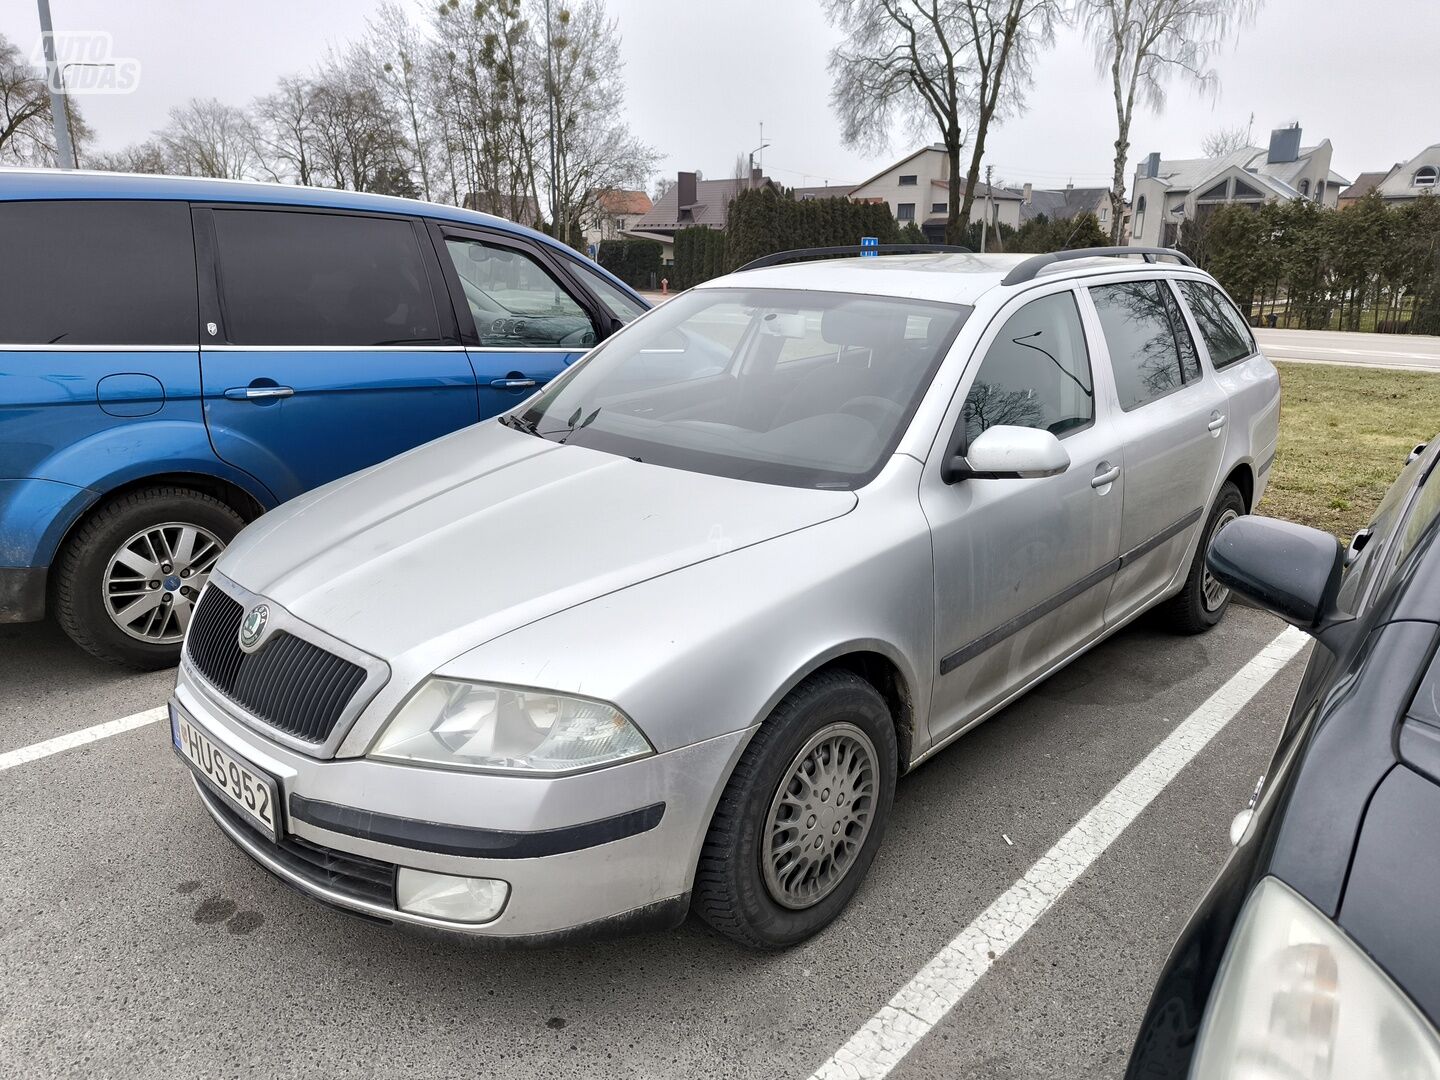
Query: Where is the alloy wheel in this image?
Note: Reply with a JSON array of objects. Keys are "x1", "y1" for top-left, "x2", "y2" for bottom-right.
[{"x1": 102, "y1": 522, "x2": 226, "y2": 643}]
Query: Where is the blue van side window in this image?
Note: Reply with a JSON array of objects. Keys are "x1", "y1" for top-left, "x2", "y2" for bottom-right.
[
  {"x1": 210, "y1": 209, "x2": 440, "y2": 346},
  {"x1": 0, "y1": 200, "x2": 196, "y2": 345}
]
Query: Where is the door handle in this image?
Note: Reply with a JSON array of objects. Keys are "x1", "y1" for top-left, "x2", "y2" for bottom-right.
[
  {"x1": 1207, "y1": 412, "x2": 1227, "y2": 432},
  {"x1": 224, "y1": 385, "x2": 294, "y2": 401},
  {"x1": 1091, "y1": 464, "x2": 1121, "y2": 489},
  {"x1": 490, "y1": 378, "x2": 538, "y2": 389}
]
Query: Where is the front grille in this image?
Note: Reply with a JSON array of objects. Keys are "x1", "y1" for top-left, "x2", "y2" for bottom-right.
[
  {"x1": 198, "y1": 781, "x2": 397, "y2": 907},
  {"x1": 186, "y1": 587, "x2": 368, "y2": 745}
]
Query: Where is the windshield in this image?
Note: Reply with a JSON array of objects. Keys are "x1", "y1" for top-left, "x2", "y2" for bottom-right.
[{"x1": 516, "y1": 287, "x2": 970, "y2": 489}]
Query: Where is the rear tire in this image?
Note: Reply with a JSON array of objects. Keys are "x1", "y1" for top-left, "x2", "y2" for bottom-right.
[
  {"x1": 1159, "y1": 481, "x2": 1246, "y2": 635},
  {"x1": 693, "y1": 669, "x2": 897, "y2": 949},
  {"x1": 53, "y1": 487, "x2": 246, "y2": 670}
]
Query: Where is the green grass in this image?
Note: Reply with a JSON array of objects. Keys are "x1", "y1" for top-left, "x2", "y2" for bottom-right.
[{"x1": 1263, "y1": 362, "x2": 1440, "y2": 538}]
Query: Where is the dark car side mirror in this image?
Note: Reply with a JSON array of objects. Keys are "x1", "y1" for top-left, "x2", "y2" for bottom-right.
[{"x1": 1206, "y1": 515, "x2": 1356, "y2": 653}]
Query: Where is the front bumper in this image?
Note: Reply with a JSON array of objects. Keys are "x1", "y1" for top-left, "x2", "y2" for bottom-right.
[{"x1": 172, "y1": 662, "x2": 752, "y2": 940}]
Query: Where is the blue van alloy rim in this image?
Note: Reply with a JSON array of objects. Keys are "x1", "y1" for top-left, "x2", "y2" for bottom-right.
[{"x1": 103, "y1": 522, "x2": 226, "y2": 643}]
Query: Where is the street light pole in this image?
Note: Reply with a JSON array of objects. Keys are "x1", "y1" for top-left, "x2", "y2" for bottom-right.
[{"x1": 36, "y1": 0, "x2": 76, "y2": 169}]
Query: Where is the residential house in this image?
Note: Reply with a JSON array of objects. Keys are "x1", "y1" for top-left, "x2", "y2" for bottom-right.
[
  {"x1": 847, "y1": 144, "x2": 1022, "y2": 240},
  {"x1": 582, "y1": 188, "x2": 653, "y2": 253},
  {"x1": 1339, "y1": 145, "x2": 1440, "y2": 207},
  {"x1": 1337, "y1": 171, "x2": 1392, "y2": 208},
  {"x1": 1018, "y1": 183, "x2": 1120, "y2": 236},
  {"x1": 792, "y1": 184, "x2": 856, "y2": 201},
  {"x1": 624, "y1": 170, "x2": 776, "y2": 263},
  {"x1": 1128, "y1": 124, "x2": 1350, "y2": 247}
]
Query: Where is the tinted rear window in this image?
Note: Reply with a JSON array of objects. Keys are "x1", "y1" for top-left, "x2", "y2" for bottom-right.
[
  {"x1": 0, "y1": 200, "x2": 196, "y2": 346},
  {"x1": 1179, "y1": 280, "x2": 1255, "y2": 369},
  {"x1": 1090, "y1": 279, "x2": 1201, "y2": 410},
  {"x1": 212, "y1": 209, "x2": 440, "y2": 346}
]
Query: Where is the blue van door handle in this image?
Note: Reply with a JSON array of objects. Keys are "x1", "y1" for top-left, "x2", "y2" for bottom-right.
[
  {"x1": 224, "y1": 385, "x2": 295, "y2": 401},
  {"x1": 490, "y1": 377, "x2": 538, "y2": 389}
]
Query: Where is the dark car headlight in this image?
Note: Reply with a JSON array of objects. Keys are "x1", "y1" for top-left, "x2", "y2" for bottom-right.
[{"x1": 1192, "y1": 877, "x2": 1440, "y2": 1079}]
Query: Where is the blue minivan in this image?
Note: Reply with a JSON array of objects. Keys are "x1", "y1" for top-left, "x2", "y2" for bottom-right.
[{"x1": 0, "y1": 170, "x2": 648, "y2": 668}]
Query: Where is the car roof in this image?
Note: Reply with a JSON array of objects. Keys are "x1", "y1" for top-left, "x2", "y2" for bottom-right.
[
  {"x1": 697, "y1": 251, "x2": 1208, "y2": 307},
  {"x1": 0, "y1": 167, "x2": 576, "y2": 262}
]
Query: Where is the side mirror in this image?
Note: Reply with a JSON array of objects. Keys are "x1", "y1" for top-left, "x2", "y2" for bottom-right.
[
  {"x1": 943, "y1": 425, "x2": 1070, "y2": 483},
  {"x1": 1206, "y1": 515, "x2": 1355, "y2": 652}
]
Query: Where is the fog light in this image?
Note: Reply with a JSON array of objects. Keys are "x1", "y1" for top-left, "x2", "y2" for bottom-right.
[{"x1": 396, "y1": 868, "x2": 509, "y2": 924}]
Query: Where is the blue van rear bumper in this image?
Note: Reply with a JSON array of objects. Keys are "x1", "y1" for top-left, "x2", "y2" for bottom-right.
[
  {"x1": 0, "y1": 566, "x2": 46, "y2": 623},
  {"x1": 0, "y1": 477, "x2": 98, "y2": 623}
]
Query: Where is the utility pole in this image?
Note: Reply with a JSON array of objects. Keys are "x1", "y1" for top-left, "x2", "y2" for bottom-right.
[
  {"x1": 36, "y1": 0, "x2": 75, "y2": 169},
  {"x1": 981, "y1": 164, "x2": 995, "y2": 253},
  {"x1": 543, "y1": 0, "x2": 560, "y2": 237},
  {"x1": 747, "y1": 122, "x2": 770, "y2": 190}
]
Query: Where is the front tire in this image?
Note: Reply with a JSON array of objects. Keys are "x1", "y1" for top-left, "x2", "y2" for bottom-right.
[
  {"x1": 693, "y1": 669, "x2": 897, "y2": 949},
  {"x1": 53, "y1": 487, "x2": 245, "y2": 669},
  {"x1": 1159, "y1": 481, "x2": 1246, "y2": 635}
]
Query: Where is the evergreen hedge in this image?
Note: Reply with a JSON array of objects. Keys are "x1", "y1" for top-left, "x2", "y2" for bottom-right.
[
  {"x1": 672, "y1": 227, "x2": 728, "y2": 290},
  {"x1": 723, "y1": 188, "x2": 900, "y2": 276},
  {"x1": 1179, "y1": 193, "x2": 1440, "y2": 333},
  {"x1": 596, "y1": 238, "x2": 663, "y2": 289}
]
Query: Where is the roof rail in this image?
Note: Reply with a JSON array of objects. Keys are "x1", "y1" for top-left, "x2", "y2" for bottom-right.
[
  {"x1": 734, "y1": 243, "x2": 971, "y2": 273},
  {"x1": 1000, "y1": 246, "x2": 1195, "y2": 287}
]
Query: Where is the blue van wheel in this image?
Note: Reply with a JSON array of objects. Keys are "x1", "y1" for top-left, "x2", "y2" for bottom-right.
[{"x1": 53, "y1": 487, "x2": 246, "y2": 669}]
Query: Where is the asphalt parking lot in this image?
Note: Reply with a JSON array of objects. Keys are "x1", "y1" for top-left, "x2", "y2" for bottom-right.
[{"x1": 1, "y1": 606, "x2": 1308, "y2": 1080}]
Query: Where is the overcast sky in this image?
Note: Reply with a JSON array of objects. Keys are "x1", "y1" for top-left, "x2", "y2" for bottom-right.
[{"x1": 5, "y1": 0, "x2": 1436, "y2": 191}]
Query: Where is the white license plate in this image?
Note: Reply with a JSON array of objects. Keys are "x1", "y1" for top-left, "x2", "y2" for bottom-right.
[{"x1": 172, "y1": 705, "x2": 281, "y2": 840}]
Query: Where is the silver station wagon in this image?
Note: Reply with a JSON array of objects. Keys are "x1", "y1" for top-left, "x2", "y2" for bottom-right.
[{"x1": 170, "y1": 246, "x2": 1279, "y2": 948}]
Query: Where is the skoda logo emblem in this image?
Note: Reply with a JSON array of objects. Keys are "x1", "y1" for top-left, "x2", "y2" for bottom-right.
[{"x1": 239, "y1": 604, "x2": 269, "y2": 650}]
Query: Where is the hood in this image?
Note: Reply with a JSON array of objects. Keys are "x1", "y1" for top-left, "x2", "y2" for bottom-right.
[{"x1": 218, "y1": 422, "x2": 856, "y2": 668}]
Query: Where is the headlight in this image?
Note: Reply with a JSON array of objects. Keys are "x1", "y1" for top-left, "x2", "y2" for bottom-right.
[
  {"x1": 1193, "y1": 877, "x2": 1440, "y2": 1079},
  {"x1": 369, "y1": 679, "x2": 652, "y2": 775}
]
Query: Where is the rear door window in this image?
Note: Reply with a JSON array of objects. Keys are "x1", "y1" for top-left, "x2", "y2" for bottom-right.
[
  {"x1": 0, "y1": 200, "x2": 196, "y2": 345},
  {"x1": 1090, "y1": 279, "x2": 1201, "y2": 410},
  {"x1": 211, "y1": 209, "x2": 440, "y2": 346},
  {"x1": 1178, "y1": 280, "x2": 1255, "y2": 369}
]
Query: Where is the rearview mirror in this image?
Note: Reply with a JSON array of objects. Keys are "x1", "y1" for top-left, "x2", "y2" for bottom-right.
[
  {"x1": 1206, "y1": 515, "x2": 1355, "y2": 651},
  {"x1": 943, "y1": 425, "x2": 1070, "y2": 483}
]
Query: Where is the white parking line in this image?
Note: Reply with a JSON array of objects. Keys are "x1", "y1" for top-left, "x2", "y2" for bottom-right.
[
  {"x1": 0, "y1": 706, "x2": 167, "y2": 772},
  {"x1": 807, "y1": 625, "x2": 1310, "y2": 1080}
]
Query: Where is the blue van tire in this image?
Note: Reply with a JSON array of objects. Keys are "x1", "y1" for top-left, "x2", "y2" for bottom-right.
[{"x1": 52, "y1": 487, "x2": 246, "y2": 669}]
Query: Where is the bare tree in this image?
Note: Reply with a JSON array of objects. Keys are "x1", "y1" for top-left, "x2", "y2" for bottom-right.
[
  {"x1": 1076, "y1": 0, "x2": 1262, "y2": 242},
  {"x1": 1201, "y1": 122, "x2": 1250, "y2": 158},
  {"x1": 367, "y1": 2, "x2": 435, "y2": 200},
  {"x1": 0, "y1": 33, "x2": 51, "y2": 164},
  {"x1": 953, "y1": 0, "x2": 1061, "y2": 231},
  {"x1": 159, "y1": 98, "x2": 256, "y2": 178},
  {"x1": 309, "y1": 49, "x2": 410, "y2": 194},
  {"x1": 250, "y1": 76, "x2": 319, "y2": 185},
  {"x1": 89, "y1": 139, "x2": 168, "y2": 174},
  {"x1": 0, "y1": 31, "x2": 91, "y2": 166},
  {"x1": 536, "y1": 0, "x2": 656, "y2": 245},
  {"x1": 825, "y1": 0, "x2": 973, "y2": 244}
]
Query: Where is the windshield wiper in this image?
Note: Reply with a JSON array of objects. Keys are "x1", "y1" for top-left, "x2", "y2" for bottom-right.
[
  {"x1": 540, "y1": 405, "x2": 601, "y2": 444},
  {"x1": 498, "y1": 412, "x2": 540, "y2": 436}
]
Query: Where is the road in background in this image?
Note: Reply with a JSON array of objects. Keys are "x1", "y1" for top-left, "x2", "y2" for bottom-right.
[
  {"x1": 1255, "y1": 327, "x2": 1440, "y2": 373},
  {"x1": 0, "y1": 608, "x2": 1307, "y2": 1079}
]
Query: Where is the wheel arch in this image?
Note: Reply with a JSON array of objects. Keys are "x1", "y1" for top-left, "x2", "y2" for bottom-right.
[
  {"x1": 752, "y1": 640, "x2": 920, "y2": 776},
  {"x1": 48, "y1": 469, "x2": 271, "y2": 570},
  {"x1": 1224, "y1": 461, "x2": 1256, "y2": 512}
]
